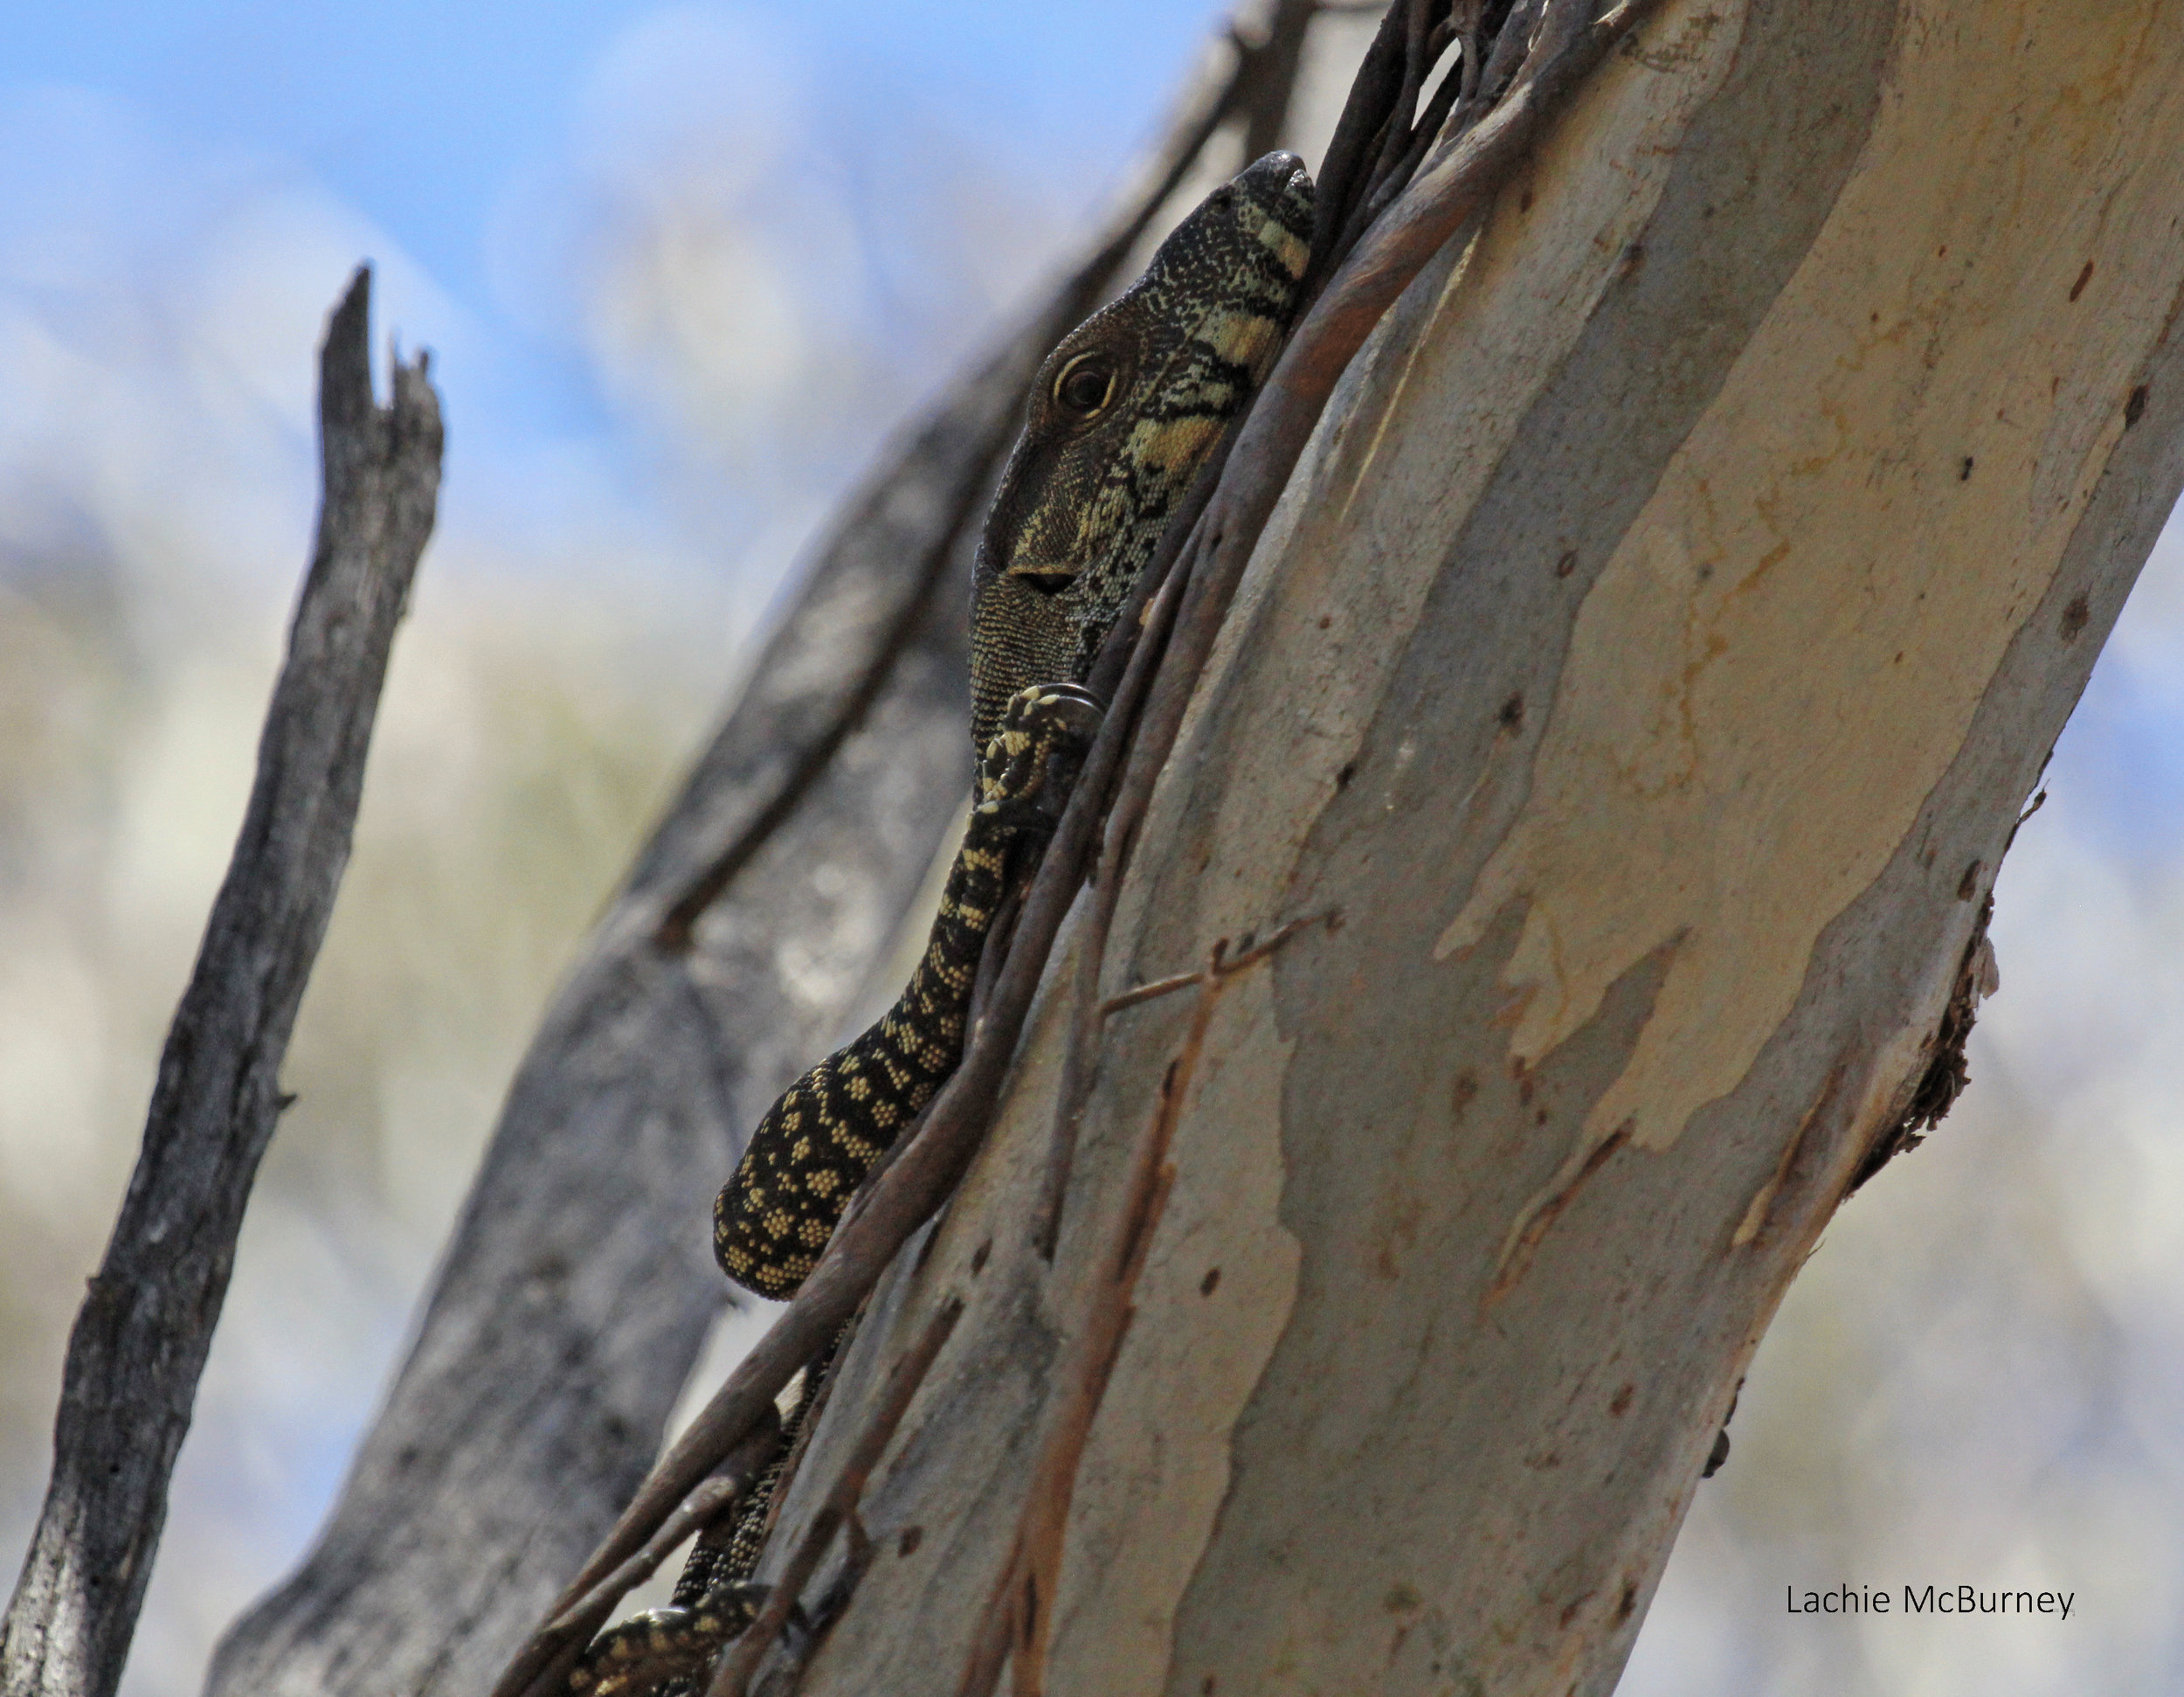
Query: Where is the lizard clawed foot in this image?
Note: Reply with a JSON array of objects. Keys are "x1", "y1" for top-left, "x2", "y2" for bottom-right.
[
  {"x1": 976, "y1": 682, "x2": 1105, "y2": 834},
  {"x1": 716, "y1": 1580, "x2": 776, "y2": 1625},
  {"x1": 565, "y1": 1583, "x2": 781, "y2": 1695}
]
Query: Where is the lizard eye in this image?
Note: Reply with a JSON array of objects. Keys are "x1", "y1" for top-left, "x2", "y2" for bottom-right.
[{"x1": 1053, "y1": 352, "x2": 1116, "y2": 419}]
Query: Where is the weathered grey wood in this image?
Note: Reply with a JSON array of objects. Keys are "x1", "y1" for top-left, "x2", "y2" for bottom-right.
[
  {"x1": 1, "y1": 267, "x2": 442, "y2": 1697},
  {"x1": 201, "y1": 17, "x2": 1320, "y2": 1691},
  {"x1": 762, "y1": 3, "x2": 2184, "y2": 1693},
  {"x1": 197, "y1": 328, "x2": 1003, "y2": 1697}
]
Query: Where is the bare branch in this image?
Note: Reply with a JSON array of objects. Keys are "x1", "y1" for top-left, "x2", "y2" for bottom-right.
[
  {"x1": 491, "y1": 1411, "x2": 784, "y2": 1697},
  {"x1": 1, "y1": 267, "x2": 441, "y2": 1697}
]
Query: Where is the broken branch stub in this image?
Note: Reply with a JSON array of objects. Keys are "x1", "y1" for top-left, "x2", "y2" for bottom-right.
[{"x1": 2, "y1": 267, "x2": 441, "y2": 1697}]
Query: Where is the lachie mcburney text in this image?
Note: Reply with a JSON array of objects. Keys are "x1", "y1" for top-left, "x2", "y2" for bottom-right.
[{"x1": 1787, "y1": 1585, "x2": 2074, "y2": 1620}]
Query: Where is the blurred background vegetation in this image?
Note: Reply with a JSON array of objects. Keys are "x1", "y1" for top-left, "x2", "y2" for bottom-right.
[{"x1": 3, "y1": 5, "x2": 2181, "y2": 1694}]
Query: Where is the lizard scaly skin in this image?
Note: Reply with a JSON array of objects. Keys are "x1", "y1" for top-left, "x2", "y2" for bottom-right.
[
  {"x1": 716, "y1": 149, "x2": 1314, "y2": 1299},
  {"x1": 570, "y1": 151, "x2": 1313, "y2": 1696}
]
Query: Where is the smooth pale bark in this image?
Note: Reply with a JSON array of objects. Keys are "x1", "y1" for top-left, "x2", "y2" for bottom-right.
[{"x1": 759, "y1": 4, "x2": 2184, "y2": 1694}]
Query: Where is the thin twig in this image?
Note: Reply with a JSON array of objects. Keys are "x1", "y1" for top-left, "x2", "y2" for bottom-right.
[
  {"x1": 1332, "y1": 0, "x2": 1453, "y2": 287},
  {"x1": 1456, "y1": 22, "x2": 1483, "y2": 106},
  {"x1": 1358, "y1": 32, "x2": 1471, "y2": 231},
  {"x1": 1465, "y1": 0, "x2": 1547, "y2": 120},
  {"x1": 536, "y1": 1415, "x2": 780, "y2": 1680},
  {"x1": 505, "y1": 1414, "x2": 784, "y2": 1697},
  {"x1": 0, "y1": 268, "x2": 441, "y2": 1697},
  {"x1": 1372, "y1": 0, "x2": 1438, "y2": 204},
  {"x1": 720, "y1": 1308, "x2": 860, "y2": 1614},
  {"x1": 762, "y1": 1508, "x2": 876, "y2": 1697},
  {"x1": 1037, "y1": 902, "x2": 1323, "y2": 1256},
  {"x1": 1303, "y1": 0, "x2": 1415, "y2": 295},
  {"x1": 707, "y1": 1299, "x2": 964, "y2": 1697},
  {"x1": 967, "y1": 878, "x2": 1026, "y2": 1035},
  {"x1": 1095, "y1": 972, "x2": 1205, "y2": 1019},
  {"x1": 1097, "y1": 914, "x2": 1330, "y2": 1017},
  {"x1": 547, "y1": 1421, "x2": 780, "y2": 1638}
]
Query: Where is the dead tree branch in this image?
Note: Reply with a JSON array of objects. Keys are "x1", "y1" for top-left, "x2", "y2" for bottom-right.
[{"x1": 1, "y1": 267, "x2": 441, "y2": 1697}]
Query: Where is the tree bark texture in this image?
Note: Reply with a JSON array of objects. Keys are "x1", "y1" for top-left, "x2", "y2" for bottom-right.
[
  {"x1": 3, "y1": 268, "x2": 441, "y2": 1697},
  {"x1": 202, "y1": 14, "x2": 1325, "y2": 1688},
  {"x1": 201, "y1": 343, "x2": 992, "y2": 1697},
  {"x1": 760, "y1": 5, "x2": 2184, "y2": 1694}
]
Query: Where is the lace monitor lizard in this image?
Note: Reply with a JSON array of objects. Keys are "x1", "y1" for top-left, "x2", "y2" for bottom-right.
[{"x1": 570, "y1": 149, "x2": 1314, "y2": 1696}]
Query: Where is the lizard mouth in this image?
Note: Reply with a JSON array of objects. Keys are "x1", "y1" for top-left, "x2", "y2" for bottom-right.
[{"x1": 1007, "y1": 563, "x2": 1078, "y2": 595}]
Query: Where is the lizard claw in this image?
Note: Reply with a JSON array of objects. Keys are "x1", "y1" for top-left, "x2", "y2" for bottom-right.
[{"x1": 977, "y1": 683, "x2": 1105, "y2": 832}]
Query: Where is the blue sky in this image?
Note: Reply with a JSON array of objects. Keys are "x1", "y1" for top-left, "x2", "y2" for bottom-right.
[
  {"x1": 0, "y1": 0, "x2": 1247, "y2": 631},
  {"x1": 8, "y1": 0, "x2": 1226, "y2": 294},
  {"x1": 4, "y1": 0, "x2": 1228, "y2": 459}
]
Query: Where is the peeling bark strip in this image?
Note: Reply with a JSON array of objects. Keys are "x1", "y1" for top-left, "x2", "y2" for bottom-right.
[
  {"x1": 0, "y1": 268, "x2": 441, "y2": 1697},
  {"x1": 707, "y1": 1299, "x2": 962, "y2": 1697},
  {"x1": 767, "y1": 4, "x2": 2184, "y2": 1695},
  {"x1": 1848, "y1": 895, "x2": 1999, "y2": 1195},
  {"x1": 962, "y1": 928, "x2": 1314, "y2": 1697}
]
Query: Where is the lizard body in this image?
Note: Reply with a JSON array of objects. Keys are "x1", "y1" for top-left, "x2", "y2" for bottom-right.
[
  {"x1": 571, "y1": 150, "x2": 1313, "y2": 1696},
  {"x1": 716, "y1": 150, "x2": 1314, "y2": 1300}
]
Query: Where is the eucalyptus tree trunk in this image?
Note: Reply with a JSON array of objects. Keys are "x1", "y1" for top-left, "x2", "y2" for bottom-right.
[{"x1": 757, "y1": 3, "x2": 2184, "y2": 1692}]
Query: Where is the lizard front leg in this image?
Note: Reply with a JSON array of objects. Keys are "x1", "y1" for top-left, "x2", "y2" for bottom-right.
[{"x1": 713, "y1": 683, "x2": 1102, "y2": 1301}]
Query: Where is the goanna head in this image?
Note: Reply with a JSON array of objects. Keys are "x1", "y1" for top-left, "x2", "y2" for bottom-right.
[{"x1": 970, "y1": 150, "x2": 1316, "y2": 755}]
